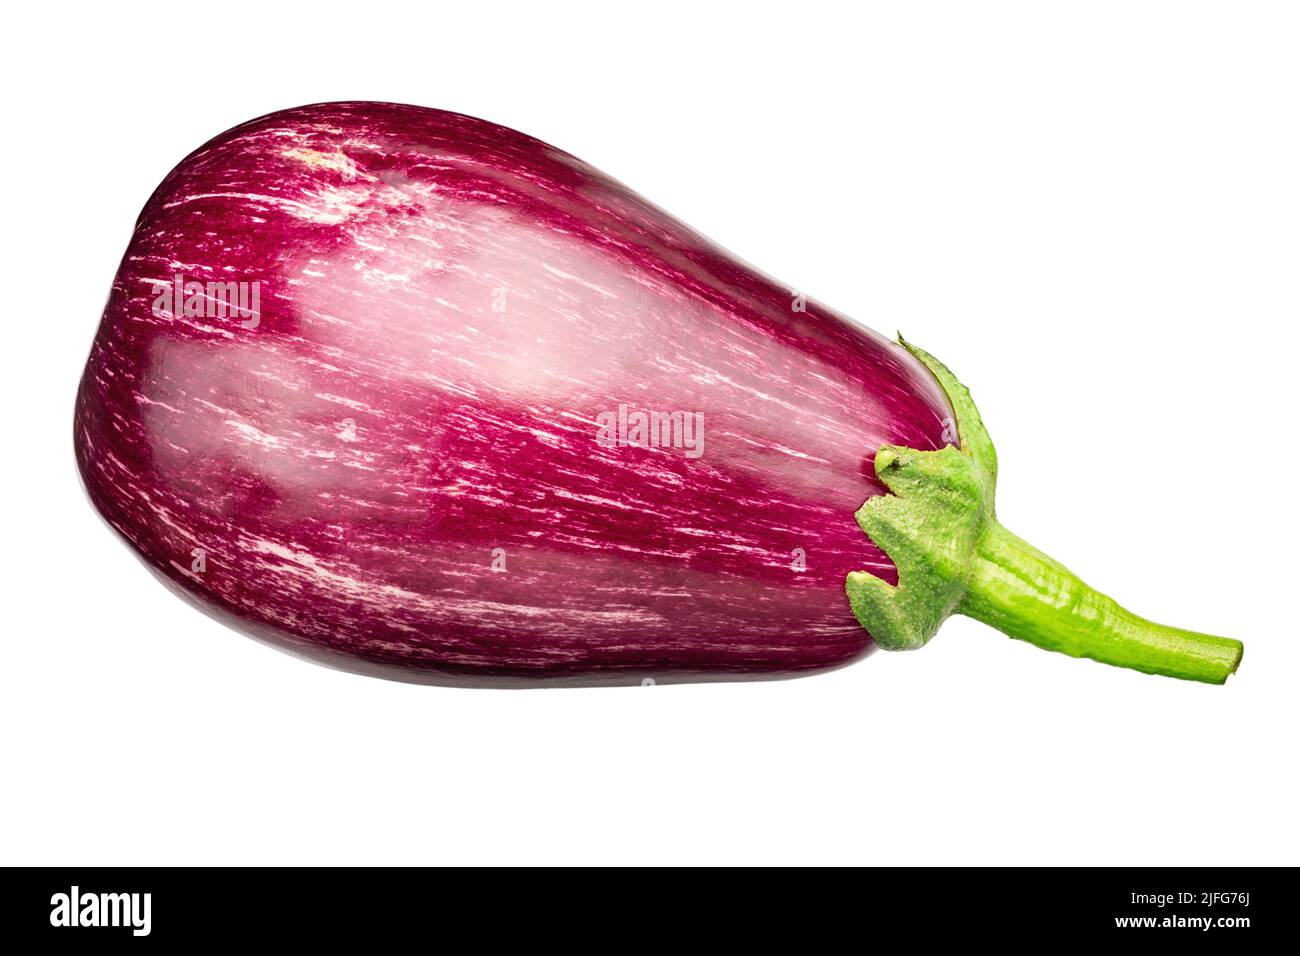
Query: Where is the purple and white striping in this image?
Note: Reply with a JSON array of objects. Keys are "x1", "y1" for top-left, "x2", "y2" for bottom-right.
[{"x1": 74, "y1": 102, "x2": 952, "y2": 685}]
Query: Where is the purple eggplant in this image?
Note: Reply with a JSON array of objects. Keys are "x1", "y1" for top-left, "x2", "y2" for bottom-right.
[{"x1": 74, "y1": 102, "x2": 1242, "y2": 686}]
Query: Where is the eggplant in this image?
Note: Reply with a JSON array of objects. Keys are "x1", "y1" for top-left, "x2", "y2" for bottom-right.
[{"x1": 74, "y1": 102, "x2": 1242, "y2": 686}]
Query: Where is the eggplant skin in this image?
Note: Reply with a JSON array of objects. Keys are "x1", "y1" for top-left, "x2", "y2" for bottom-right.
[{"x1": 74, "y1": 102, "x2": 953, "y2": 686}]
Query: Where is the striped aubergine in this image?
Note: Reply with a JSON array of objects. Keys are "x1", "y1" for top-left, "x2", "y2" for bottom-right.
[{"x1": 74, "y1": 102, "x2": 1243, "y2": 686}]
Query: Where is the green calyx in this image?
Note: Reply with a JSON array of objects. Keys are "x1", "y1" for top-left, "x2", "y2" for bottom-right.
[{"x1": 845, "y1": 338, "x2": 1243, "y2": 684}]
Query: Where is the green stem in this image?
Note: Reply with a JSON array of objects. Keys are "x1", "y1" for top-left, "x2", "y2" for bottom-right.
[
  {"x1": 844, "y1": 336, "x2": 1245, "y2": 684},
  {"x1": 960, "y1": 521, "x2": 1242, "y2": 684}
]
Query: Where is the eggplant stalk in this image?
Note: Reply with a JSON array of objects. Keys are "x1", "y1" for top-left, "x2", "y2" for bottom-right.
[{"x1": 846, "y1": 338, "x2": 1243, "y2": 684}]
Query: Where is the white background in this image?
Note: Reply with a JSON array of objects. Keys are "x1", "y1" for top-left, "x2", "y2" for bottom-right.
[{"x1": 3, "y1": 1, "x2": 1297, "y2": 865}]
